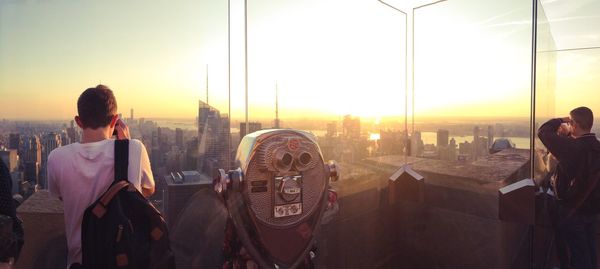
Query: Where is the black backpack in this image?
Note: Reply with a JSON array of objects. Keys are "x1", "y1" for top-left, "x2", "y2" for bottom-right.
[{"x1": 81, "y1": 140, "x2": 175, "y2": 269}]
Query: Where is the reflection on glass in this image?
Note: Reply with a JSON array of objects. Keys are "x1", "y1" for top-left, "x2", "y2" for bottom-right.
[
  {"x1": 534, "y1": 0, "x2": 557, "y2": 183},
  {"x1": 414, "y1": 0, "x2": 532, "y2": 164},
  {"x1": 243, "y1": 0, "x2": 407, "y2": 166},
  {"x1": 535, "y1": 0, "x2": 600, "y2": 182}
]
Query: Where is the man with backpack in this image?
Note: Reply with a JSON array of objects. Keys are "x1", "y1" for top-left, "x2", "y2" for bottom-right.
[
  {"x1": 48, "y1": 85, "x2": 156, "y2": 269},
  {"x1": 538, "y1": 106, "x2": 600, "y2": 269}
]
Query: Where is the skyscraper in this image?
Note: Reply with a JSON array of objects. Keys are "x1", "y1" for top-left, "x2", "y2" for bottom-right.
[
  {"x1": 239, "y1": 122, "x2": 262, "y2": 139},
  {"x1": 8, "y1": 133, "x2": 21, "y2": 150},
  {"x1": 151, "y1": 128, "x2": 163, "y2": 167},
  {"x1": 274, "y1": 82, "x2": 280, "y2": 129},
  {"x1": 21, "y1": 135, "x2": 41, "y2": 164},
  {"x1": 410, "y1": 131, "x2": 424, "y2": 157},
  {"x1": 0, "y1": 149, "x2": 18, "y2": 173},
  {"x1": 448, "y1": 138, "x2": 458, "y2": 161},
  {"x1": 487, "y1": 125, "x2": 494, "y2": 149},
  {"x1": 472, "y1": 126, "x2": 480, "y2": 161},
  {"x1": 21, "y1": 135, "x2": 41, "y2": 186},
  {"x1": 66, "y1": 120, "x2": 79, "y2": 144},
  {"x1": 342, "y1": 115, "x2": 360, "y2": 140},
  {"x1": 175, "y1": 128, "x2": 184, "y2": 148},
  {"x1": 437, "y1": 129, "x2": 449, "y2": 147},
  {"x1": 41, "y1": 133, "x2": 62, "y2": 188},
  {"x1": 197, "y1": 100, "x2": 232, "y2": 175},
  {"x1": 41, "y1": 133, "x2": 61, "y2": 162}
]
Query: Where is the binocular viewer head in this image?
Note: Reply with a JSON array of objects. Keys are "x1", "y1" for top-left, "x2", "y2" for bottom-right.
[{"x1": 214, "y1": 129, "x2": 338, "y2": 268}]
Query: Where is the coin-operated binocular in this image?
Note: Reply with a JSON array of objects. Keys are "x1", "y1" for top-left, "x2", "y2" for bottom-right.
[{"x1": 214, "y1": 129, "x2": 339, "y2": 269}]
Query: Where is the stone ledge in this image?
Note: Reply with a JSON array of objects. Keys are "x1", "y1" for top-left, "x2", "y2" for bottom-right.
[{"x1": 17, "y1": 191, "x2": 63, "y2": 214}]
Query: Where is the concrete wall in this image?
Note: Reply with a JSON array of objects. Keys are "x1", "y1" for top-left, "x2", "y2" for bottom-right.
[
  {"x1": 12, "y1": 154, "x2": 569, "y2": 269},
  {"x1": 315, "y1": 177, "x2": 531, "y2": 269}
]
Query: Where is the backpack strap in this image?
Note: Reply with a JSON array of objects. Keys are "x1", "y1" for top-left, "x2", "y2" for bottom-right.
[
  {"x1": 92, "y1": 181, "x2": 130, "y2": 218},
  {"x1": 114, "y1": 139, "x2": 129, "y2": 183}
]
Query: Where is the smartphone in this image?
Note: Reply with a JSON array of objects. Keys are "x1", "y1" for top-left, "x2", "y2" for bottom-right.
[{"x1": 112, "y1": 116, "x2": 120, "y2": 137}]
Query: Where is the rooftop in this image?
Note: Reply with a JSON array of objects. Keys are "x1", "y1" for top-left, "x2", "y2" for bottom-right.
[
  {"x1": 165, "y1": 171, "x2": 212, "y2": 186},
  {"x1": 366, "y1": 148, "x2": 529, "y2": 184}
]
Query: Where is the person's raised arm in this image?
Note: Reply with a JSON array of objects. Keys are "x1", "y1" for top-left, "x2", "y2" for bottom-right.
[
  {"x1": 537, "y1": 117, "x2": 576, "y2": 162},
  {"x1": 139, "y1": 142, "x2": 155, "y2": 198},
  {"x1": 47, "y1": 152, "x2": 62, "y2": 201}
]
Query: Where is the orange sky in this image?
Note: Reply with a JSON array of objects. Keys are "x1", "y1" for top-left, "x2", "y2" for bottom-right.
[{"x1": 0, "y1": 0, "x2": 598, "y2": 121}]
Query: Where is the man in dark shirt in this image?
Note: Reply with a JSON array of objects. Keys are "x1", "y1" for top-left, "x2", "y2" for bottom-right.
[{"x1": 538, "y1": 106, "x2": 600, "y2": 269}]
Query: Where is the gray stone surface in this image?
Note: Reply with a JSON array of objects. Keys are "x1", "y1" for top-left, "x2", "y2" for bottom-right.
[{"x1": 13, "y1": 149, "x2": 574, "y2": 269}]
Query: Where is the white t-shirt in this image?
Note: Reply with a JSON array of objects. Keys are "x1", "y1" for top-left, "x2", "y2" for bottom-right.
[{"x1": 47, "y1": 139, "x2": 154, "y2": 268}]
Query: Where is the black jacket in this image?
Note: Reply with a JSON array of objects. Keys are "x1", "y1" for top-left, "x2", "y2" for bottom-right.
[
  {"x1": 0, "y1": 159, "x2": 23, "y2": 259},
  {"x1": 538, "y1": 118, "x2": 600, "y2": 205},
  {"x1": 0, "y1": 160, "x2": 15, "y2": 220}
]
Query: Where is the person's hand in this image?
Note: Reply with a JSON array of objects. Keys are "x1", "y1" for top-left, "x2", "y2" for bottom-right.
[
  {"x1": 558, "y1": 123, "x2": 571, "y2": 136},
  {"x1": 115, "y1": 118, "x2": 130, "y2": 140}
]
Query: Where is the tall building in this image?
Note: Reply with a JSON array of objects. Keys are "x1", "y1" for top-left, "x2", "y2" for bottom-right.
[
  {"x1": 41, "y1": 133, "x2": 62, "y2": 188},
  {"x1": 472, "y1": 126, "x2": 480, "y2": 161},
  {"x1": 163, "y1": 171, "x2": 212, "y2": 227},
  {"x1": 342, "y1": 115, "x2": 361, "y2": 140},
  {"x1": 8, "y1": 134, "x2": 21, "y2": 150},
  {"x1": 382, "y1": 130, "x2": 406, "y2": 155},
  {"x1": 437, "y1": 129, "x2": 449, "y2": 147},
  {"x1": 175, "y1": 128, "x2": 184, "y2": 148},
  {"x1": 166, "y1": 148, "x2": 185, "y2": 173},
  {"x1": 198, "y1": 100, "x2": 232, "y2": 175},
  {"x1": 41, "y1": 133, "x2": 61, "y2": 162},
  {"x1": 59, "y1": 130, "x2": 70, "y2": 146},
  {"x1": 21, "y1": 135, "x2": 41, "y2": 186},
  {"x1": 487, "y1": 125, "x2": 494, "y2": 149},
  {"x1": 66, "y1": 120, "x2": 79, "y2": 144},
  {"x1": 274, "y1": 82, "x2": 280, "y2": 129},
  {"x1": 185, "y1": 138, "x2": 199, "y2": 171},
  {"x1": 151, "y1": 128, "x2": 164, "y2": 167},
  {"x1": 20, "y1": 135, "x2": 41, "y2": 164},
  {"x1": 239, "y1": 122, "x2": 262, "y2": 139},
  {"x1": 23, "y1": 161, "x2": 39, "y2": 186},
  {"x1": 459, "y1": 141, "x2": 472, "y2": 157},
  {"x1": 448, "y1": 138, "x2": 458, "y2": 161},
  {"x1": 0, "y1": 149, "x2": 18, "y2": 172},
  {"x1": 410, "y1": 131, "x2": 424, "y2": 157},
  {"x1": 130, "y1": 108, "x2": 134, "y2": 121}
]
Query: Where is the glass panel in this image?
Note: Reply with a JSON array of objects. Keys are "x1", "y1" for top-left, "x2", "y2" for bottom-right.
[
  {"x1": 534, "y1": 0, "x2": 557, "y2": 183},
  {"x1": 414, "y1": 0, "x2": 532, "y2": 156},
  {"x1": 0, "y1": 0, "x2": 231, "y2": 265},
  {"x1": 244, "y1": 0, "x2": 408, "y2": 175},
  {"x1": 535, "y1": 0, "x2": 600, "y2": 182},
  {"x1": 1, "y1": 0, "x2": 566, "y2": 268}
]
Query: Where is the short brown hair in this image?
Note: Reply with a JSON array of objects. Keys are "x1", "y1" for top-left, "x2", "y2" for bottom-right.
[
  {"x1": 77, "y1": 85, "x2": 117, "y2": 129},
  {"x1": 570, "y1": 106, "x2": 594, "y2": 131}
]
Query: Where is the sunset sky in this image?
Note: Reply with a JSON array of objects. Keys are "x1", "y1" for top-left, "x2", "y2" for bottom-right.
[{"x1": 0, "y1": 0, "x2": 598, "y2": 121}]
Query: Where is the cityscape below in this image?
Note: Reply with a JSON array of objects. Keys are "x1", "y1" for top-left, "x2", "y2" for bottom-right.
[{"x1": 0, "y1": 97, "x2": 543, "y2": 214}]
